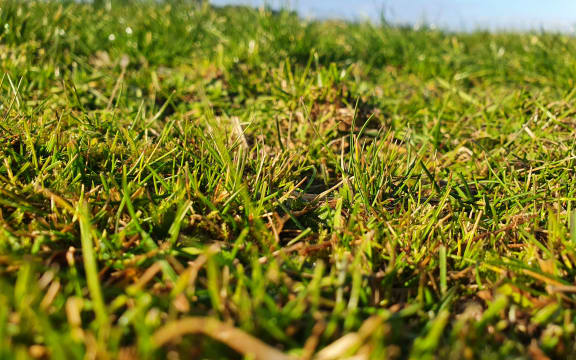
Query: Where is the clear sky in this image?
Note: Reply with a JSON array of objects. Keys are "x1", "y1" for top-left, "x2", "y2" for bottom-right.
[{"x1": 210, "y1": 0, "x2": 576, "y2": 32}]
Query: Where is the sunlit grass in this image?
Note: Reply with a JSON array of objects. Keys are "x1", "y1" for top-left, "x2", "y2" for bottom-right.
[{"x1": 1, "y1": 0, "x2": 576, "y2": 358}]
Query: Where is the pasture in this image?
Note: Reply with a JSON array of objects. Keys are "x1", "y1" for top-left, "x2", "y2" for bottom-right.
[{"x1": 1, "y1": 1, "x2": 576, "y2": 358}]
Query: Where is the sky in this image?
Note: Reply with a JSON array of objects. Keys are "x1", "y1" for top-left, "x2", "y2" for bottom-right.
[{"x1": 210, "y1": 0, "x2": 576, "y2": 32}]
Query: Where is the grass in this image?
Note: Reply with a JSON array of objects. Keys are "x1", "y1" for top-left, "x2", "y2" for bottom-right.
[{"x1": 1, "y1": 0, "x2": 576, "y2": 358}]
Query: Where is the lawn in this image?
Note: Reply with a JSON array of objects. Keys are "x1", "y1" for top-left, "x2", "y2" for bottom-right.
[{"x1": 1, "y1": 1, "x2": 576, "y2": 359}]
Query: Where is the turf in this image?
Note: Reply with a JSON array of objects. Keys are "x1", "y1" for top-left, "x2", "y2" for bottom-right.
[{"x1": 1, "y1": 1, "x2": 576, "y2": 359}]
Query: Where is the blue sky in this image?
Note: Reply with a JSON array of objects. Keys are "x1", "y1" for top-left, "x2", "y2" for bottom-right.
[{"x1": 210, "y1": 0, "x2": 576, "y2": 31}]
